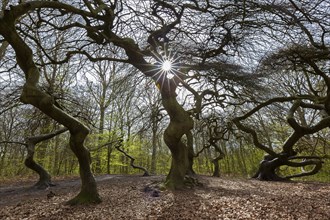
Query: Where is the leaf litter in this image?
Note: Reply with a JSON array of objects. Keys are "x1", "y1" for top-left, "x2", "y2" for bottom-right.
[{"x1": 0, "y1": 175, "x2": 329, "y2": 219}]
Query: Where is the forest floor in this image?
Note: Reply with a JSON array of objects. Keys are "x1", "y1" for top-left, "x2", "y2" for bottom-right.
[{"x1": 0, "y1": 174, "x2": 329, "y2": 220}]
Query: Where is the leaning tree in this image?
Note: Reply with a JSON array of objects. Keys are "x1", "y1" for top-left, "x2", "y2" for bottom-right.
[{"x1": 0, "y1": 2, "x2": 102, "y2": 205}]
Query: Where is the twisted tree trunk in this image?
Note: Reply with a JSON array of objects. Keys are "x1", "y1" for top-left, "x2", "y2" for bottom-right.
[
  {"x1": 252, "y1": 154, "x2": 287, "y2": 181},
  {"x1": 161, "y1": 93, "x2": 194, "y2": 189},
  {"x1": 25, "y1": 128, "x2": 68, "y2": 189},
  {"x1": 252, "y1": 154, "x2": 324, "y2": 181},
  {"x1": 24, "y1": 153, "x2": 53, "y2": 189},
  {"x1": 0, "y1": 13, "x2": 101, "y2": 205}
]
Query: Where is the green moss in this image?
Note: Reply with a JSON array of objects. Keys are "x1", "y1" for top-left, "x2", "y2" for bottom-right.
[
  {"x1": 164, "y1": 178, "x2": 185, "y2": 190},
  {"x1": 66, "y1": 192, "x2": 102, "y2": 206}
]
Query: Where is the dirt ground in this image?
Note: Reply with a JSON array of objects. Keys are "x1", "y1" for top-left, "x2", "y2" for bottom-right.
[{"x1": 0, "y1": 174, "x2": 329, "y2": 219}]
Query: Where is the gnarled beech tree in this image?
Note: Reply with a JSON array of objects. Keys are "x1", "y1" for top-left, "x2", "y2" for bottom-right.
[
  {"x1": 230, "y1": 0, "x2": 330, "y2": 181},
  {"x1": 0, "y1": 1, "x2": 252, "y2": 190},
  {"x1": 233, "y1": 46, "x2": 330, "y2": 180},
  {"x1": 25, "y1": 128, "x2": 68, "y2": 189},
  {"x1": 0, "y1": 5, "x2": 101, "y2": 205},
  {"x1": 233, "y1": 97, "x2": 326, "y2": 181},
  {"x1": 1, "y1": 128, "x2": 68, "y2": 189}
]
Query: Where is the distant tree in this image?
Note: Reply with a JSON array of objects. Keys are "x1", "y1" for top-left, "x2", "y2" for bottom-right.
[{"x1": 82, "y1": 54, "x2": 134, "y2": 173}]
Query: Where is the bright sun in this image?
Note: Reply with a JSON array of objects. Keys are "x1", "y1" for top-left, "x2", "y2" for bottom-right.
[{"x1": 162, "y1": 60, "x2": 172, "y2": 71}]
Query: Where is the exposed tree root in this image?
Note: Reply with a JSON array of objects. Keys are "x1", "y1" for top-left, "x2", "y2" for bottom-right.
[{"x1": 65, "y1": 191, "x2": 102, "y2": 206}]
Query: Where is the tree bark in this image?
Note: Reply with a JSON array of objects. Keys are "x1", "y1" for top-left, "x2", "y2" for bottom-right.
[
  {"x1": 161, "y1": 93, "x2": 194, "y2": 189},
  {"x1": 252, "y1": 155, "x2": 287, "y2": 181}
]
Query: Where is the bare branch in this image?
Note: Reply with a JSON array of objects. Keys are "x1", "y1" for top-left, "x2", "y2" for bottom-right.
[{"x1": 115, "y1": 140, "x2": 149, "y2": 176}]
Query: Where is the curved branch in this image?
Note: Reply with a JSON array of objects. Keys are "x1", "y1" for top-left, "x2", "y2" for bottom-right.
[
  {"x1": 233, "y1": 118, "x2": 277, "y2": 156},
  {"x1": 235, "y1": 96, "x2": 298, "y2": 121},
  {"x1": 287, "y1": 99, "x2": 302, "y2": 130},
  {"x1": 0, "y1": 141, "x2": 27, "y2": 146},
  {"x1": 285, "y1": 159, "x2": 323, "y2": 179},
  {"x1": 4, "y1": 1, "x2": 103, "y2": 21},
  {"x1": 27, "y1": 127, "x2": 68, "y2": 144},
  {"x1": 288, "y1": 155, "x2": 323, "y2": 160},
  {"x1": 115, "y1": 141, "x2": 149, "y2": 176},
  {"x1": 286, "y1": 158, "x2": 322, "y2": 168}
]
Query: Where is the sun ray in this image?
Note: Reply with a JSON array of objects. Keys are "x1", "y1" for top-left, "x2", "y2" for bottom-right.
[{"x1": 148, "y1": 43, "x2": 188, "y2": 91}]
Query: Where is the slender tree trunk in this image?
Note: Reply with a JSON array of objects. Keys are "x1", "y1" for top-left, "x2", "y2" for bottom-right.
[
  {"x1": 150, "y1": 122, "x2": 158, "y2": 175},
  {"x1": 239, "y1": 141, "x2": 248, "y2": 176},
  {"x1": 52, "y1": 134, "x2": 60, "y2": 174},
  {"x1": 0, "y1": 147, "x2": 7, "y2": 176},
  {"x1": 186, "y1": 131, "x2": 196, "y2": 175},
  {"x1": 107, "y1": 146, "x2": 112, "y2": 174},
  {"x1": 96, "y1": 107, "x2": 105, "y2": 174},
  {"x1": 106, "y1": 114, "x2": 114, "y2": 174},
  {"x1": 36, "y1": 118, "x2": 51, "y2": 168},
  {"x1": 212, "y1": 159, "x2": 220, "y2": 177}
]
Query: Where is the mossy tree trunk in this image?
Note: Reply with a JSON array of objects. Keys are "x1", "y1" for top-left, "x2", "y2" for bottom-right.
[{"x1": 160, "y1": 84, "x2": 194, "y2": 189}]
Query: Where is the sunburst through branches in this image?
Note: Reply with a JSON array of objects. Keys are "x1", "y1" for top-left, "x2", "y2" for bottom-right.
[{"x1": 147, "y1": 45, "x2": 185, "y2": 91}]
